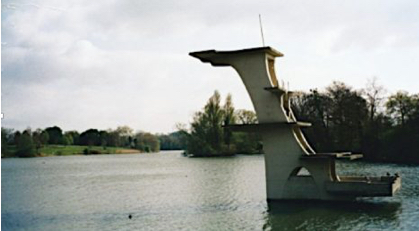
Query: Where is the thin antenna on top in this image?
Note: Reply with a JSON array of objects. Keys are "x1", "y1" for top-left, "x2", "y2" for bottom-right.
[{"x1": 259, "y1": 14, "x2": 265, "y2": 47}]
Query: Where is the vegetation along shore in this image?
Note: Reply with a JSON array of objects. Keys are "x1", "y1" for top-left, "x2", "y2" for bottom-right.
[
  {"x1": 182, "y1": 80, "x2": 419, "y2": 164},
  {"x1": 1, "y1": 126, "x2": 187, "y2": 158},
  {"x1": 2, "y1": 80, "x2": 418, "y2": 164}
]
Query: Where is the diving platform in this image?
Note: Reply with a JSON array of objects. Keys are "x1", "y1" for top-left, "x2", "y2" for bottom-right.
[
  {"x1": 225, "y1": 122, "x2": 311, "y2": 132},
  {"x1": 300, "y1": 152, "x2": 363, "y2": 160},
  {"x1": 190, "y1": 46, "x2": 401, "y2": 201}
]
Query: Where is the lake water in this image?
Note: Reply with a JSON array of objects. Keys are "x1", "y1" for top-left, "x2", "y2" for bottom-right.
[{"x1": 2, "y1": 151, "x2": 419, "y2": 230}]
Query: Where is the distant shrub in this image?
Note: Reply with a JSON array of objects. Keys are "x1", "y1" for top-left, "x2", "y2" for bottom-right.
[
  {"x1": 16, "y1": 130, "x2": 36, "y2": 157},
  {"x1": 144, "y1": 146, "x2": 150, "y2": 153},
  {"x1": 83, "y1": 148, "x2": 101, "y2": 155},
  {"x1": 90, "y1": 150, "x2": 101, "y2": 154}
]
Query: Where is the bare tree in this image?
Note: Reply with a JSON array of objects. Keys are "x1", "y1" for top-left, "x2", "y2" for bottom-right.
[{"x1": 363, "y1": 77, "x2": 386, "y2": 122}]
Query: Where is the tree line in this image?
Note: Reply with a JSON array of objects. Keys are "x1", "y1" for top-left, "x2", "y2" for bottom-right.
[
  {"x1": 1, "y1": 125, "x2": 187, "y2": 157},
  {"x1": 182, "y1": 91, "x2": 262, "y2": 157},
  {"x1": 3, "y1": 79, "x2": 418, "y2": 163},
  {"x1": 292, "y1": 80, "x2": 419, "y2": 164},
  {"x1": 183, "y1": 80, "x2": 419, "y2": 164}
]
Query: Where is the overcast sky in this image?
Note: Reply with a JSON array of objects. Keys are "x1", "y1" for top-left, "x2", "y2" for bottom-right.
[{"x1": 2, "y1": 0, "x2": 419, "y2": 133}]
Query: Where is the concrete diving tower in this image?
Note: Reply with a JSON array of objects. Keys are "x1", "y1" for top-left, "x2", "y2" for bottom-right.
[{"x1": 189, "y1": 47, "x2": 401, "y2": 201}]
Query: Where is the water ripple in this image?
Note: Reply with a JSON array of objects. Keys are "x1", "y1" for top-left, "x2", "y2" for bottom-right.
[{"x1": 2, "y1": 152, "x2": 418, "y2": 230}]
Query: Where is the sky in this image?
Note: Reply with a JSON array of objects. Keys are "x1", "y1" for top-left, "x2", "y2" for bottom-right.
[{"x1": 1, "y1": 0, "x2": 419, "y2": 133}]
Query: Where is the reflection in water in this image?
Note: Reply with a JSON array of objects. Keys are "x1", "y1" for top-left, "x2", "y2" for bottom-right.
[{"x1": 264, "y1": 200, "x2": 401, "y2": 231}]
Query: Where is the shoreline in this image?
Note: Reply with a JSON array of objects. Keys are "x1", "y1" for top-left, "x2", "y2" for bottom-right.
[{"x1": 1, "y1": 145, "x2": 145, "y2": 158}]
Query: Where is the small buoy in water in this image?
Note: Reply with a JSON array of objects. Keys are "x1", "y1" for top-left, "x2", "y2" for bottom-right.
[{"x1": 128, "y1": 214, "x2": 132, "y2": 219}]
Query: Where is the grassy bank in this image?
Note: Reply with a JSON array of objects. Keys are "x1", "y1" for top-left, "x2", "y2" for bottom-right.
[
  {"x1": 39, "y1": 145, "x2": 141, "y2": 156},
  {"x1": 2, "y1": 145, "x2": 142, "y2": 157}
]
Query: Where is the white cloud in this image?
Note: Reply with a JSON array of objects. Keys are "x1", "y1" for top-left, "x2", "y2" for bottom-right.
[{"x1": 2, "y1": 0, "x2": 419, "y2": 132}]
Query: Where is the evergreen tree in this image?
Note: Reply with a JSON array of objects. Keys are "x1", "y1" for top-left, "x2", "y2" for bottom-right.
[
  {"x1": 79, "y1": 129, "x2": 101, "y2": 146},
  {"x1": 16, "y1": 129, "x2": 36, "y2": 157},
  {"x1": 45, "y1": 126, "x2": 63, "y2": 144},
  {"x1": 186, "y1": 91, "x2": 261, "y2": 156},
  {"x1": 188, "y1": 91, "x2": 224, "y2": 156},
  {"x1": 1, "y1": 127, "x2": 13, "y2": 157},
  {"x1": 222, "y1": 94, "x2": 236, "y2": 151}
]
